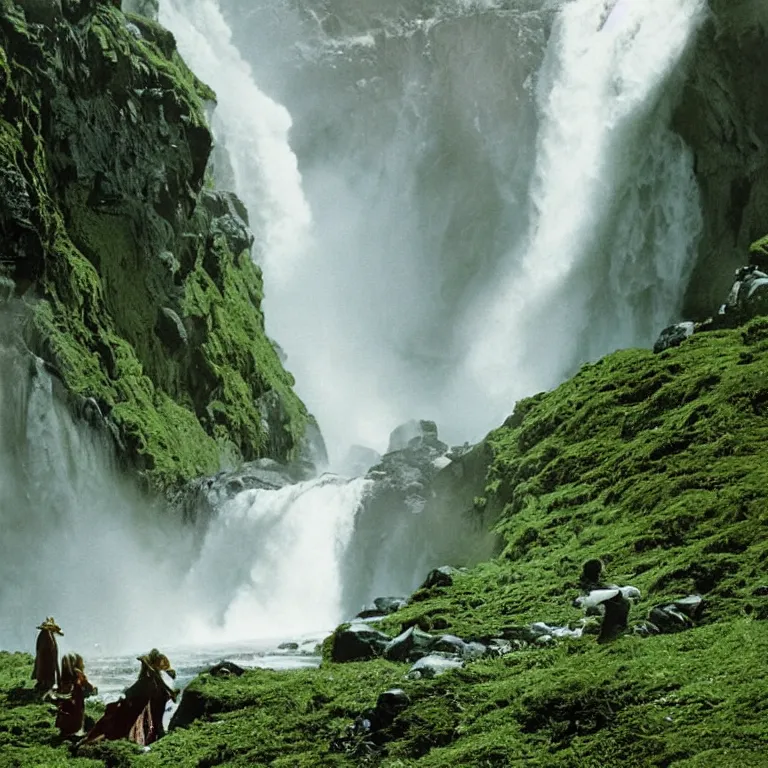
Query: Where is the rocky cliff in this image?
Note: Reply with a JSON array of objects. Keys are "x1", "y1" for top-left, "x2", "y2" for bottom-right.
[
  {"x1": 0, "y1": 0, "x2": 311, "y2": 491},
  {"x1": 677, "y1": 0, "x2": 768, "y2": 317}
]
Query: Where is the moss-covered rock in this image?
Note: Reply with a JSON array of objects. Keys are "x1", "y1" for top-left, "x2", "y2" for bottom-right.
[{"x1": 0, "y1": 0, "x2": 309, "y2": 492}]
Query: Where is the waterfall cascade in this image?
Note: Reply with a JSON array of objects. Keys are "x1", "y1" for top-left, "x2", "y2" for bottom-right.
[
  {"x1": 162, "y1": 0, "x2": 707, "y2": 458},
  {"x1": 0, "y1": 0, "x2": 711, "y2": 657},
  {"x1": 0, "y1": 327, "x2": 369, "y2": 655}
]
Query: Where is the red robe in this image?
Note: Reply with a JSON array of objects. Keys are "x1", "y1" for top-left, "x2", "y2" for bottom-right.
[
  {"x1": 83, "y1": 671, "x2": 174, "y2": 747},
  {"x1": 32, "y1": 629, "x2": 60, "y2": 692},
  {"x1": 54, "y1": 671, "x2": 95, "y2": 737}
]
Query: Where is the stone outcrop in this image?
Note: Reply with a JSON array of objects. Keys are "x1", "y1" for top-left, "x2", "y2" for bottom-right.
[
  {"x1": 0, "y1": 0, "x2": 311, "y2": 491},
  {"x1": 676, "y1": 0, "x2": 768, "y2": 317}
]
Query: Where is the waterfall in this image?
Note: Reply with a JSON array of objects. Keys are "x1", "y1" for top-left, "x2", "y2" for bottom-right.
[
  {"x1": 160, "y1": 0, "x2": 708, "y2": 458},
  {"x1": 0, "y1": 341, "x2": 191, "y2": 654},
  {"x1": 182, "y1": 475, "x2": 371, "y2": 644},
  {"x1": 462, "y1": 0, "x2": 707, "y2": 412},
  {"x1": 159, "y1": 0, "x2": 312, "y2": 288},
  {"x1": 0, "y1": 334, "x2": 370, "y2": 653}
]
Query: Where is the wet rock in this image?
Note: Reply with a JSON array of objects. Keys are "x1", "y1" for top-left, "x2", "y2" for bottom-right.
[
  {"x1": 654, "y1": 322, "x2": 696, "y2": 353},
  {"x1": 339, "y1": 420, "x2": 452, "y2": 611},
  {"x1": 299, "y1": 417, "x2": 329, "y2": 475},
  {"x1": 718, "y1": 266, "x2": 768, "y2": 326},
  {"x1": 429, "y1": 634, "x2": 466, "y2": 656},
  {"x1": 406, "y1": 653, "x2": 463, "y2": 679},
  {"x1": 387, "y1": 420, "x2": 440, "y2": 453},
  {"x1": 383, "y1": 626, "x2": 434, "y2": 663},
  {"x1": 0, "y1": 276, "x2": 14, "y2": 303},
  {"x1": 373, "y1": 597, "x2": 408, "y2": 615},
  {"x1": 648, "y1": 595, "x2": 705, "y2": 633},
  {"x1": 208, "y1": 661, "x2": 245, "y2": 677},
  {"x1": 277, "y1": 642, "x2": 299, "y2": 651},
  {"x1": 421, "y1": 565, "x2": 462, "y2": 590},
  {"x1": 331, "y1": 624, "x2": 391, "y2": 663},
  {"x1": 486, "y1": 638, "x2": 514, "y2": 657},
  {"x1": 156, "y1": 307, "x2": 188, "y2": 353},
  {"x1": 174, "y1": 458, "x2": 309, "y2": 526}
]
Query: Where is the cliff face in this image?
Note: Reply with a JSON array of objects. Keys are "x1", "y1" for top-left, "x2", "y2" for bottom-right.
[
  {"x1": 677, "y1": 0, "x2": 768, "y2": 317},
  {"x1": 0, "y1": 0, "x2": 310, "y2": 491}
]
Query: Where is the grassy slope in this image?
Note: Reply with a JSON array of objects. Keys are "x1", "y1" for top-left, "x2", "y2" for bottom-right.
[{"x1": 4, "y1": 320, "x2": 768, "y2": 766}]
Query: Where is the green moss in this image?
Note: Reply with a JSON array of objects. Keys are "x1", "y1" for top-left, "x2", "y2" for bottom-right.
[
  {"x1": 0, "y1": 652, "x2": 105, "y2": 768},
  {"x1": 386, "y1": 321, "x2": 768, "y2": 639},
  {"x1": 1, "y1": 621, "x2": 757, "y2": 767},
  {"x1": 750, "y1": 234, "x2": 768, "y2": 259},
  {"x1": 0, "y1": 1, "x2": 310, "y2": 491}
]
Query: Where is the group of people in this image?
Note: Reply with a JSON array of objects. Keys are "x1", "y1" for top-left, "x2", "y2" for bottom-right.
[{"x1": 32, "y1": 617, "x2": 178, "y2": 748}]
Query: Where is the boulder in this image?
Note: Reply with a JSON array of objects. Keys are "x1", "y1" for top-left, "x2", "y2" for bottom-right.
[
  {"x1": 421, "y1": 565, "x2": 462, "y2": 590},
  {"x1": 653, "y1": 322, "x2": 695, "y2": 353},
  {"x1": 331, "y1": 624, "x2": 391, "y2": 663},
  {"x1": 648, "y1": 595, "x2": 705, "y2": 633},
  {"x1": 208, "y1": 661, "x2": 245, "y2": 677},
  {"x1": 387, "y1": 420, "x2": 441, "y2": 453},
  {"x1": 406, "y1": 653, "x2": 463, "y2": 679},
  {"x1": 383, "y1": 626, "x2": 434, "y2": 663},
  {"x1": 373, "y1": 597, "x2": 408, "y2": 615},
  {"x1": 277, "y1": 642, "x2": 299, "y2": 651}
]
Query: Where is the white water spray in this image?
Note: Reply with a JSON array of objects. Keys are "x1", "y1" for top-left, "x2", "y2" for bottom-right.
[
  {"x1": 462, "y1": 0, "x2": 706, "y2": 412},
  {"x1": 182, "y1": 475, "x2": 371, "y2": 644},
  {"x1": 159, "y1": 0, "x2": 312, "y2": 287},
  {"x1": 0, "y1": 343, "x2": 191, "y2": 654}
]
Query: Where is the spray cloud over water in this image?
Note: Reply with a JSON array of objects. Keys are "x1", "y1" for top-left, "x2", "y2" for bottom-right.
[
  {"x1": 0, "y1": 322, "x2": 368, "y2": 654},
  {"x1": 162, "y1": 0, "x2": 708, "y2": 459},
  {"x1": 0, "y1": 339, "x2": 190, "y2": 655},
  {"x1": 463, "y1": 0, "x2": 707, "y2": 410}
]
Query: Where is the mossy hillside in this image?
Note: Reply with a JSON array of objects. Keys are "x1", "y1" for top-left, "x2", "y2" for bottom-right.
[
  {"x1": 4, "y1": 620, "x2": 764, "y2": 767},
  {"x1": 383, "y1": 319, "x2": 768, "y2": 640},
  {"x1": 0, "y1": 1, "x2": 309, "y2": 491},
  {"x1": 0, "y1": 651, "x2": 106, "y2": 768}
]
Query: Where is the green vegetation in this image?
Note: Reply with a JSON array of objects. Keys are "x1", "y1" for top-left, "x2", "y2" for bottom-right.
[
  {"x1": 4, "y1": 318, "x2": 768, "y2": 765},
  {"x1": 0, "y1": 0, "x2": 309, "y2": 491}
]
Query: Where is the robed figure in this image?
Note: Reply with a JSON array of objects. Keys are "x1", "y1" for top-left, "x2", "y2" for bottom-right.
[
  {"x1": 53, "y1": 653, "x2": 97, "y2": 737},
  {"x1": 32, "y1": 617, "x2": 63, "y2": 693},
  {"x1": 81, "y1": 649, "x2": 177, "y2": 747}
]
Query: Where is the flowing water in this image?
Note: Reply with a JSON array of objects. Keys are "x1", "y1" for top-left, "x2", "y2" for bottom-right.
[
  {"x1": 161, "y1": 0, "x2": 706, "y2": 459},
  {"x1": 1, "y1": 0, "x2": 710, "y2": 701}
]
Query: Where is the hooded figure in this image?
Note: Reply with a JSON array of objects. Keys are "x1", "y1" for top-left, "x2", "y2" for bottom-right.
[
  {"x1": 32, "y1": 617, "x2": 63, "y2": 692},
  {"x1": 81, "y1": 649, "x2": 177, "y2": 747},
  {"x1": 53, "y1": 653, "x2": 97, "y2": 737}
]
